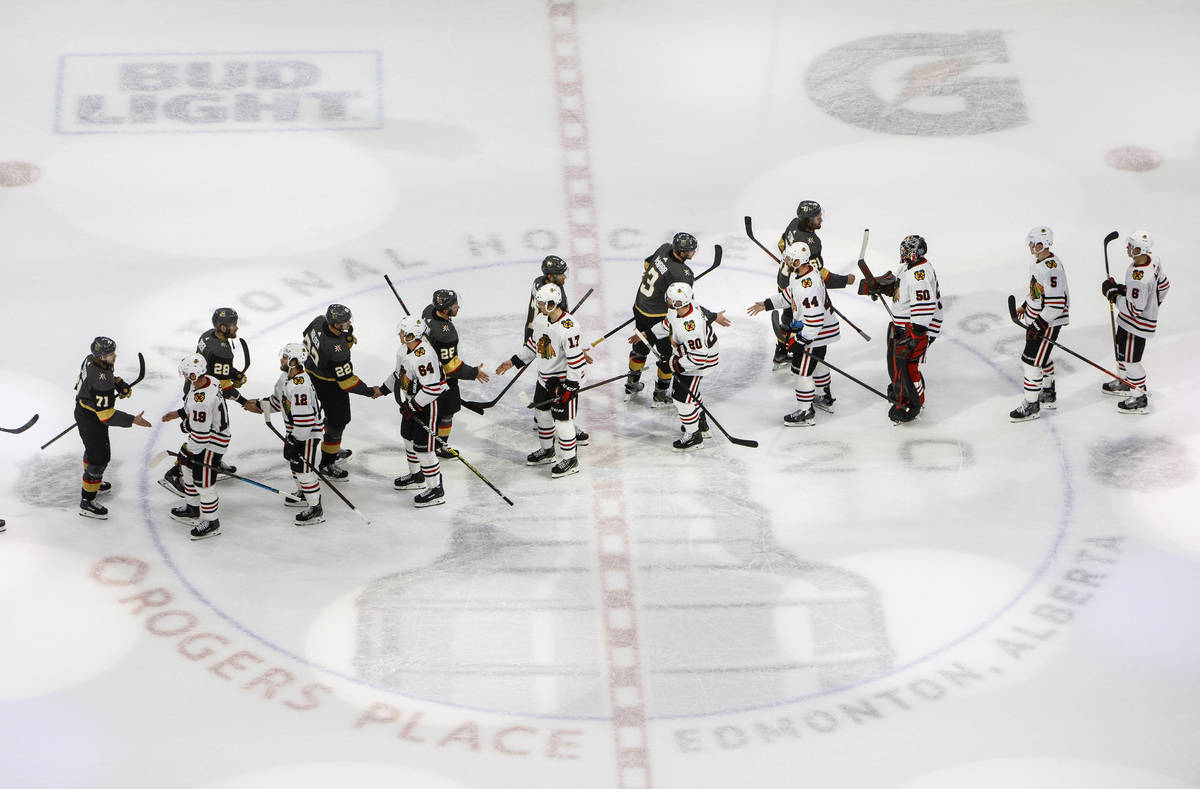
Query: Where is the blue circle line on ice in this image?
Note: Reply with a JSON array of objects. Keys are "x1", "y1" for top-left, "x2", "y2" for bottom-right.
[{"x1": 138, "y1": 259, "x2": 1072, "y2": 722}]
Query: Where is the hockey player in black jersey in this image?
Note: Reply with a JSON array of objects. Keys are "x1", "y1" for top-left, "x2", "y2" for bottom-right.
[
  {"x1": 626, "y1": 233, "x2": 698, "y2": 405},
  {"x1": 75, "y1": 336, "x2": 151, "y2": 518},
  {"x1": 422, "y1": 289, "x2": 490, "y2": 459},
  {"x1": 159, "y1": 307, "x2": 245, "y2": 497},
  {"x1": 303, "y1": 304, "x2": 383, "y2": 478}
]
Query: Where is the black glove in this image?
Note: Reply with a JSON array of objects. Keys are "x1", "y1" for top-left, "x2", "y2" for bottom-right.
[
  {"x1": 671, "y1": 355, "x2": 685, "y2": 375},
  {"x1": 283, "y1": 435, "x2": 302, "y2": 463},
  {"x1": 399, "y1": 398, "x2": 417, "y2": 419},
  {"x1": 1032, "y1": 315, "x2": 1049, "y2": 334},
  {"x1": 114, "y1": 377, "x2": 132, "y2": 399},
  {"x1": 1101, "y1": 277, "x2": 1126, "y2": 302},
  {"x1": 866, "y1": 271, "x2": 899, "y2": 300},
  {"x1": 231, "y1": 369, "x2": 247, "y2": 388},
  {"x1": 187, "y1": 451, "x2": 206, "y2": 475},
  {"x1": 550, "y1": 379, "x2": 579, "y2": 420}
]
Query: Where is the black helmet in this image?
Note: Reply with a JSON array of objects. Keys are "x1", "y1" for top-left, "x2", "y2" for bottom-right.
[
  {"x1": 900, "y1": 235, "x2": 928, "y2": 263},
  {"x1": 541, "y1": 255, "x2": 567, "y2": 276},
  {"x1": 671, "y1": 232, "x2": 699, "y2": 255},
  {"x1": 90, "y1": 336, "x2": 116, "y2": 356},
  {"x1": 796, "y1": 200, "x2": 822, "y2": 220},
  {"x1": 211, "y1": 306, "x2": 238, "y2": 328},
  {"x1": 325, "y1": 303, "x2": 352, "y2": 325},
  {"x1": 432, "y1": 288, "x2": 458, "y2": 311}
]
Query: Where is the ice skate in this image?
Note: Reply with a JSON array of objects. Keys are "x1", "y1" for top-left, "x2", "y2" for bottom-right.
[
  {"x1": 813, "y1": 392, "x2": 837, "y2": 414},
  {"x1": 79, "y1": 499, "x2": 109, "y2": 520},
  {"x1": 335, "y1": 448, "x2": 353, "y2": 462},
  {"x1": 526, "y1": 447, "x2": 555, "y2": 466},
  {"x1": 97, "y1": 481, "x2": 112, "y2": 495},
  {"x1": 1101, "y1": 379, "x2": 1131, "y2": 397},
  {"x1": 783, "y1": 407, "x2": 815, "y2": 427},
  {"x1": 1117, "y1": 393, "x2": 1149, "y2": 414},
  {"x1": 190, "y1": 519, "x2": 221, "y2": 540},
  {"x1": 319, "y1": 460, "x2": 348, "y2": 480},
  {"x1": 414, "y1": 485, "x2": 445, "y2": 508},
  {"x1": 551, "y1": 456, "x2": 580, "y2": 478},
  {"x1": 393, "y1": 473, "x2": 424, "y2": 490},
  {"x1": 1009, "y1": 400, "x2": 1041, "y2": 422},
  {"x1": 1038, "y1": 383, "x2": 1057, "y2": 409},
  {"x1": 158, "y1": 466, "x2": 187, "y2": 498},
  {"x1": 170, "y1": 503, "x2": 201, "y2": 525},
  {"x1": 672, "y1": 430, "x2": 704, "y2": 452},
  {"x1": 623, "y1": 373, "x2": 644, "y2": 401},
  {"x1": 574, "y1": 429, "x2": 589, "y2": 446},
  {"x1": 294, "y1": 504, "x2": 325, "y2": 525},
  {"x1": 652, "y1": 387, "x2": 672, "y2": 408},
  {"x1": 284, "y1": 492, "x2": 308, "y2": 508}
]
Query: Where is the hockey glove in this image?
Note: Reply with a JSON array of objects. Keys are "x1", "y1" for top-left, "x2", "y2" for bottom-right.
[
  {"x1": 1101, "y1": 277, "x2": 1126, "y2": 303},
  {"x1": 550, "y1": 379, "x2": 579, "y2": 421},
  {"x1": 283, "y1": 435, "x2": 302, "y2": 463},
  {"x1": 231, "y1": 370, "x2": 247, "y2": 388},
  {"x1": 1032, "y1": 315, "x2": 1049, "y2": 334},
  {"x1": 866, "y1": 271, "x2": 899, "y2": 300},
  {"x1": 114, "y1": 377, "x2": 132, "y2": 399},
  {"x1": 670, "y1": 355, "x2": 686, "y2": 375},
  {"x1": 399, "y1": 398, "x2": 418, "y2": 420}
]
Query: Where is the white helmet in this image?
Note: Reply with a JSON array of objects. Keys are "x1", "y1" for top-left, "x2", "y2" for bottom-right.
[
  {"x1": 1026, "y1": 226, "x2": 1053, "y2": 250},
  {"x1": 279, "y1": 342, "x2": 307, "y2": 366},
  {"x1": 782, "y1": 242, "x2": 811, "y2": 265},
  {"x1": 664, "y1": 281, "x2": 694, "y2": 309},
  {"x1": 1127, "y1": 231, "x2": 1153, "y2": 255},
  {"x1": 397, "y1": 315, "x2": 426, "y2": 342},
  {"x1": 534, "y1": 282, "x2": 563, "y2": 311},
  {"x1": 178, "y1": 354, "x2": 206, "y2": 378}
]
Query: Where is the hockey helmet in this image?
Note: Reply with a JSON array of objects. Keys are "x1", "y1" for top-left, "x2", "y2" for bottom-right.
[
  {"x1": 796, "y1": 200, "x2": 822, "y2": 220},
  {"x1": 1127, "y1": 231, "x2": 1153, "y2": 256},
  {"x1": 900, "y1": 234, "x2": 928, "y2": 263},
  {"x1": 279, "y1": 342, "x2": 307, "y2": 366},
  {"x1": 534, "y1": 282, "x2": 563, "y2": 312},
  {"x1": 541, "y1": 255, "x2": 568, "y2": 276},
  {"x1": 397, "y1": 315, "x2": 427, "y2": 343},
  {"x1": 325, "y1": 303, "x2": 352, "y2": 326},
  {"x1": 671, "y1": 232, "x2": 699, "y2": 256},
  {"x1": 1026, "y1": 226, "x2": 1053, "y2": 251},
  {"x1": 90, "y1": 336, "x2": 117, "y2": 356},
  {"x1": 782, "y1": 242, "x2": 811, "y2": 266},
  {"x1": 211, "y1": 306, "x2": 239, "y2": 328},
  {"x1": 664, "y1": 282, "x2": 694, "y2": 309},
  {"x1": 432, "y1": 288, "x2": 458, "y2": 312},
  {"x1": 178, "y1": 353, "x2": 206, "y2": 378}
]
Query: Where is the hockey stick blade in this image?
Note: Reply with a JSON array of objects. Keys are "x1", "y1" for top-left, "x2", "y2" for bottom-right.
[
  {"x1": 129, "y1": 353, "x2": 147, "y2": 387},
  {"x1": 150, "y1": 449, "x2": 172, "y2": 468},
  {"x1": 238, "y1": 338, "x2": 250, "y2": 373},
  {"x1": 0, "y1": 413, "x2": 39, "y2": 434},
  {"x1": 858, "y1": 229, "x2": 870, "y2": 261},
  {"x1": 1006, "y1": 294, "x2": 1023, "y2": 327},
  {"x1": 460, "y1": 399, "x2": 486, "y2": 415},
  {"x1": 744, "y1": 216, "x2": 781, "y2": 262},
  {"x1": 695, "y1": 244, "x2": 723, "y2": 279},
  {"x1": 1103, "y1": 230, "x2": 1120, "y2": 245}
]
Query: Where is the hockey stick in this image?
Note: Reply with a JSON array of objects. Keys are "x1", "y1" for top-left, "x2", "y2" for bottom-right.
[
  {"x1": 263, "y1": 418, "x2": 371, "y2": 525},
  {"x1": 151, "y1": 449, "x2": 303, "y2": 502},
  {"x1": 744, "y1": 217, "x2": 870, "y2": 341},
  {"x1": 41, "y1": 352, "x2": 147, "y2": 450},
  {"x1": 1006, "y1": 295, "x2": 1142, "y2": 390},
  {"x1": 589, "y1": 245, "x2": 723, "y2": 349},
  {"x1": 384, "y1": 274, "x2": 411, "y2": 316},
  {"x1": 406, "y1": 413, "x2": 514, "y2": 506},
  {"x1": 632, "y1": 330, "x2": 758, "y2": 448},
  {"x1": 784, "y1": 336, "x2": 896, "y2": 404},
  {"x1": 524, "y1": 372, "x2": 631, "y2": 409},
  {"x1": 1102, "y1": 230, "x2": 1120, "y2": 358},
  {"x1": 858, "y1": 260, "x2": 897, "y2": 320},
  {"x1": 461, "y1": 287, "x2": 596, "y2": 415},
  {"x1": 0, "y1": 414, "x2": 39, "y2": 434}
]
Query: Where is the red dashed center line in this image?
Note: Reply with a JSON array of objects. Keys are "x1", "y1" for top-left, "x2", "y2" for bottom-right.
[{"x1": 546, "y1": 4, "x2": 653, "y2": 788}]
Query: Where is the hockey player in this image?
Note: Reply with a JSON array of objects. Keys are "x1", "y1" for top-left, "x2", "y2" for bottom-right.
[
  {"x1": 74, "y1": 336, "x2": 151, "y2": 519},
  {"x1": 772, "y1": 200, "x2": 825, "y2": 365},
  {"x1": 422, "y1": 289, "x2": 490, "y2": 459},
  {"x1": 162, "y1": 354, "x2": 231, "y2": 540},
  {"x1": 379, "y1": 315, "x2": 449, "y2": 507},
  {"x1": 526, "y1": 255, "x2": 588, "y2": 445},
  {"x1": 1101, "y1": 231, "x2": 1170, "y2": 413},
  {"x1": 1011, "y1": 226, "x2": 1070, "y2": 422},
  {"x1": 884, "y1": 235, "x2": 943, "y2": 424},
  {"x1": 636, "y1": 282, "x2": 728, "y2": 450},
  {"x1": 159, "y1": 307, "x2": 246, "y2": 496},
  {"x1": 302, "y1": 304, "x2": 382, "y2": 479},
  {"x1": 626, "y1": 233, "x2": 698, "y2": 405},
  {"x1": 748, "y1": 242, "x2": 843, "y2": 426},
  {"x1": 495, "y1": 282, "x2": 587, "y2": 478},
  {"x1": 245, "y1": 343, "x2": 326, "y2": 525}
]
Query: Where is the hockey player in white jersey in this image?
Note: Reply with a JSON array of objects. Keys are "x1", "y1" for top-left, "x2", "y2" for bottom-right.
[
  {"x1": 379, "y1": 315, "x2": 450, "y2": 507},
  {"x1": 1010, "y1": 226, "x2": 1071, "y2": 421},
  {"x1": 162, "y1": 354, "x2": 231, "y2": 540},
  {"x1": 1101, "y1": 231, "x2": 1170, "y2": 413},
  {"x1": 639, "y1": 282, "x2": 728, "y2": 450},
  {"x1": 246, "y1": 343, "x2": 326, "y2": 524},
  {"x1": 747, "y1": 242, "x2": 842, "y2": 426},
  {"x1": 885, "y1": 235, "x2": 943, "y2": 423},
  {"x1": 495, "y1": 282, "x2": 587, "y2": 478}
]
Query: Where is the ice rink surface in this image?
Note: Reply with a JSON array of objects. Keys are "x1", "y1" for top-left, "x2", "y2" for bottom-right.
[{"x1": 2, "y1": 1, "x2": 1199, "y2": 787}]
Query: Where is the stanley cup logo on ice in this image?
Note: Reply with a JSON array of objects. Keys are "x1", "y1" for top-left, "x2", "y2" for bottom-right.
[{"x1": 56, "y1": 51, "x2": 382, "y2": 133}]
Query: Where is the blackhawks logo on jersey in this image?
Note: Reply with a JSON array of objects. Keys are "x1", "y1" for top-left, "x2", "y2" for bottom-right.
[
  {"x1": 561, "y1": 318, "x2": 574, "y2": 329},
  {"x1": 193, "y1": 392, "x2": 205, "y2": 402},
  {"x1": 537, "y1": 334, "x2": 555, "y2": 360},
  {"x1": 1132, "y1": 269, "x2": 1144, "y2": 280},
  {"x1": 413, "y1": 347, "x2": 426, "y2": 357},
  {"x1": 684, "y1": 320, "x2": 696, "y2": 332},
  {"x1": 1045, "y1": 259, "x2": 1058, "y2": 268},
  {"x1": 801, "y1": 278, "x2": 812, "y2": 288},
  {"x1": 914, "y1": 270, "x2": 926, "y2": 281}
]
